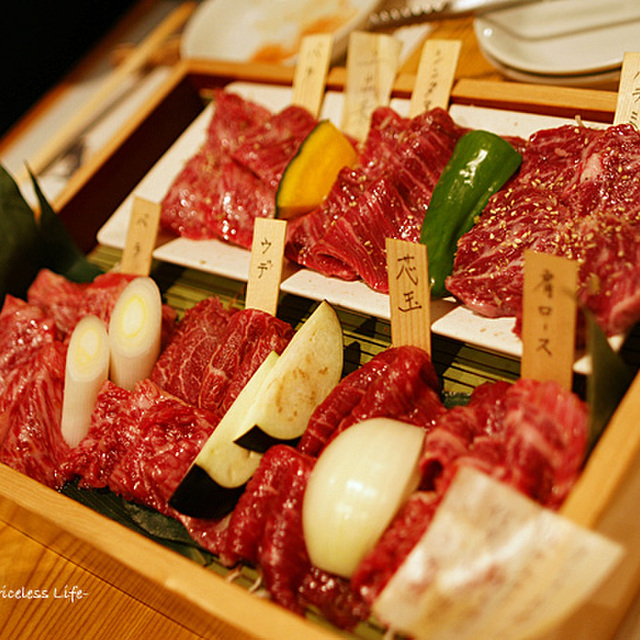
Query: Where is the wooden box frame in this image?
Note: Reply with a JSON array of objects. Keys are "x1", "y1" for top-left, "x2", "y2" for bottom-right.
[{"x1": 1, "y1": 59, "x2": 637, "y2": 639}]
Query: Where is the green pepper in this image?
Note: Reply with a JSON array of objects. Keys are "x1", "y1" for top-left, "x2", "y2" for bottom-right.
[{"x1": 420, "y1": 129, "x2": 522, "y2": 297}]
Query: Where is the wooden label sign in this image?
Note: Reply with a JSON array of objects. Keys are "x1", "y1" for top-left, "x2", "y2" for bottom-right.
[
  {"x1": 409, "y1": 39, "x2": 462, "y2": 117},
  {"x1": 291, "y1": 34, "x2": 333, "y2": 119},
  {"x1": 520, "y1": 250, "x2": 578, "y2": 389},
  {"x1": 386, "y1": 238, "x2": 431, "y2": 355},
  {"x1": 341, "y1": 31, "x2": 402, "y2": 141},
  {"x1": 614, "y1": 51, "x2": 640, "y2": 127},
  {"x1": 245, "y1": 217, "x2": 287, "y2": 316},
  {"x1": 120, "y1": 196, "x2": 162, "y2": 276}
]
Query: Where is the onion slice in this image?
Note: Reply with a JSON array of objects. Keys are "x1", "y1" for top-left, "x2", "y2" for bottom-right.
[
  {"x1": 60, "y1": 315, "x2": 110, "y2": 447},
  {"x1": 108, "y1": 276, "x2": 162, "y2": 390},
  {"x1": 302, "y1": 417, "x2": 426, "y2": 578}
]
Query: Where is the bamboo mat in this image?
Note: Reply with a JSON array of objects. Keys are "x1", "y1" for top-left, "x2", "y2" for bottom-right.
[{"x1": 90, "y1": 244, "x2": 521, "y2": 398}]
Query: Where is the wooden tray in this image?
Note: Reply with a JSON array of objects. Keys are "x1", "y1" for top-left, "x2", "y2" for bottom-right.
[{"x1": 2, "y1": 60, "x2": 638, "y2": 640}]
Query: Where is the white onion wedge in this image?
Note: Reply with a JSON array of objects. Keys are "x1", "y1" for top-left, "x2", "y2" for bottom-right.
[
  {"x1": 60, "y1": 315, "x2": 110, "y2": 447},
  {"x1": 302, "y1": 417, "x2": 426, "y2": 578},
  {"x1": 108, "y1": 276, "x2": 162, "y2": 390}
]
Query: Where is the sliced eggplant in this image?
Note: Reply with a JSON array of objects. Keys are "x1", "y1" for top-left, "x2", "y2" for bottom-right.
[
  {"x1": 234, "y1": 300, "x2": 343, "y2": 449},
  {"x1": 169, "y1": 351, "x2": 279, "y2": 518}
]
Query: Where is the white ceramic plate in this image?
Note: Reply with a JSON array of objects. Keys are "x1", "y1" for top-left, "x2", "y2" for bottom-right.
[
  {"x1": 478, "y1": 48, "x2": 622, "y2": 89},
  {"x1": 180, "y1": 0, "x2": 382, "y2": 65},
  {"x1": 97, "y1": 82, "x2": 604, "y2": 368},
  {"x1": 474, "y1": 0, "x2": 640, "y2": 76}
]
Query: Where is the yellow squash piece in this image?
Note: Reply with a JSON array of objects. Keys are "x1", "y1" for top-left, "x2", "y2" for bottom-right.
[{"x1": 275, "y1": 120, "x2": 357, "y2": 219}]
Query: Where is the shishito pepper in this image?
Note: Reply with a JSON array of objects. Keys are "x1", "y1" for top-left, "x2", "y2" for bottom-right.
[{"x1": 420, "y1": 129, "x2": 522, "y2": 297}]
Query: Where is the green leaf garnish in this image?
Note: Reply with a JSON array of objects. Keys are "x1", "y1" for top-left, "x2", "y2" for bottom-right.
[
  {"x1": 0, "y1": 163, "x2": 103, "y2": 306},
  {"x1": 586, "y1": 311, "x2": 635, "y2": 447}
]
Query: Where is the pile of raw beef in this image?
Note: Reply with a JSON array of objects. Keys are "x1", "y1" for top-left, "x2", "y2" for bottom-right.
[
  {"x1": 0, "y1": 267, "x2": 588, "y2": 631},
  {"x1": 162, "y1": 89, "x2": 640, "y2": 337}
]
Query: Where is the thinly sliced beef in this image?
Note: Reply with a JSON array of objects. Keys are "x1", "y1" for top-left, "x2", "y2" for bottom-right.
[
  {"x1": 0, "y1": 342, "x2": 70, "y2": 489},
  {"x1": 0, "y1": 296, "x2": 59, "y2": 392},
  {"x1": 297, "y1": 345, "x2": 445, "y2": 457},
  {"x1": 447, "y1": 122, "x2": 640, "y2": 335},
  {"x1": 150, "y1": 297, "x2": 235, "y2": 405},
  {"x1": 160, "y1": 91, "x2": 316, "y2": 248},
  {"x1": 286, "y1": 107, "x2": 466, "y2": 292},
  {"x1": 64, "y1": 379, "x2": 218, "y2": 517},
  {"x1": 231, "y1": 105, "x2": 317, "y2": 188},
  {"x1": 351, "y1": 492, "x2": 441, "y2": 606},
  {"x1": 25, "y1": 269, "x2": 177, "y2": 343},
  {"x1": 151, "y1": 303, "x2": 293, "y2": 418},
  {"x1": 196, "y1": 308, "x2": 294, "y2": 418}
]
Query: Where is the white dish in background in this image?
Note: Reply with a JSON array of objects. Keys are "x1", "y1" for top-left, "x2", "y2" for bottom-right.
[
  {"x1": 474, "y1": 0, "x2": 640, "y2": 76},
  {"x1": 180, "y1": 0, "x2": 382, "y2": 65},
  {"x1": 478, "y1": 48, "x2": 622, "y2": 89},
  {"x1": 97, "y1": 82, "x2": 602, "y2": 368}
]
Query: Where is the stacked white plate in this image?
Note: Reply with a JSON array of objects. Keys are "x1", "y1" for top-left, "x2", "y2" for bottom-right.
[{"x1": 474, "y1": 0, "x2": 640, "y2": 86}]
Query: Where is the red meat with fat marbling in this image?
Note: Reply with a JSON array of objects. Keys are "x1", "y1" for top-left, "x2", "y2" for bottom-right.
[
  {"x1": 297, "y1": 345, "x2": 445, "y2": 457},
  {"x1": 231, "y1": 105, "x2": 318, "y2": 189},
  {"x1": 151, "y1": 303, "x2": 293, "y2": 418},
  {"x1": 160, "y1": 91, "x2": 316, "y2": 248},
  {"x1": 447, "y1": 122, "x2": 640, "y2": 336},
  {"x1": 0, "y1": 296, "x2": 59, "y2": 394},
  {"x1": 285, "y1": 107, "x2": 466, "y2": 292},
  {"x1": 225, "y1": 444, "x2": 371, "y2": 628},
  {"x1": 150, "y1": 297, "x2": 235, "y2": 406},
  {"x1": 0, "y1": 342, "x2": 70, "y2": 489}
]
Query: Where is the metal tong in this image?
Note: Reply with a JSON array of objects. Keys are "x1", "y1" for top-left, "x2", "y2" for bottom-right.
[{"x1": 369, "y1": 0, "x2": 541, "y2": 29}]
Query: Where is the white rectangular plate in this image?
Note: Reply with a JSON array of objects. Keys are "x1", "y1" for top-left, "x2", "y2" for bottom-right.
[{"x1": 97, "y1": 82, "x2": 601, "y2": 367}]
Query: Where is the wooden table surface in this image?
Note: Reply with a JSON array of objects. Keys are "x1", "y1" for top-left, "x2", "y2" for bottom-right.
[{"x1": 0, "y1": 2, "x2": 633, "y2": 640}]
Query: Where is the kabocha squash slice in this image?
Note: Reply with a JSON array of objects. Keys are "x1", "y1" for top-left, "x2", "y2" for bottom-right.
[{"x1": 275, "y1": 119, "x2": 358, "y2": 219}]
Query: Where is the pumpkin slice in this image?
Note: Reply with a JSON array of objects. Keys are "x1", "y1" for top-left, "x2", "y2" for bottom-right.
[{"x1": 275, "y1": 119, "x2": 357, "y2": 219}]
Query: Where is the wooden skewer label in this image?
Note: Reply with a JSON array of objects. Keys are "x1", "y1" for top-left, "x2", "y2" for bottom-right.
[
  {"x1": 386, "y1": 238, "x2": 431, "y2": 355},
  {"x1": 245, "y1": 217, "x2": 287, "y2": 316},
  {"x1": 120, "y1": 196, "x2": 162, "y2": 276},
  {"x1": 291, "y1": 34, "x2": 333, "y2": 119},
  {"x1": 520, "y1": 250, "x2": 578, "y2": 389},
  {"x1": 341, "y1": 31, "x2": 402, "y2": 142},
  {"x1": 614, "y1": 51, "x2": 640, "y2": 127},
  {"x1": 409, "y1": 39, "x2": 462, "y2": 117}
]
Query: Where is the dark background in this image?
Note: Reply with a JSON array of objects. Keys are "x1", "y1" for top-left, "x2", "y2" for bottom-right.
[{"x1": 1, "y1": 1, "x2": 139, "y2": 138}]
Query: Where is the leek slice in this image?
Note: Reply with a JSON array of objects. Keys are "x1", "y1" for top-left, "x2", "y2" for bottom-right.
[
  {"x1": 302, "y1": 417, "x2": 425, "y2": 578},
  {"x1": 108, "y1": 276, "x2": 162, "y2": 390},
  {"x1": 60, "y1": 315, "x2": 110, "y2": 447}
]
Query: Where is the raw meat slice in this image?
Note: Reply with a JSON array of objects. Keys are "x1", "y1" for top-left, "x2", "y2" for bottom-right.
[
  {"x1": 206, "y1": 89, "x2": 272, "y2": 151},
  {"x1": 195, "y1": 308, "x2": 294, "y2": 418},
  {"x1": 351, "y1": 491, "x2": 440, "y2": 606},
  {"x1": 225, "y1": 444, "x2": 370, "y2": 628},
  {"x1": 159, "y1": 146, "x2": 276, "y2": 245},
  {"x1": 27, "y1": 269, "x2": 138, "y2": 337},
  {"x1": 351, "y1": 377, "x2": 588, "y2": 606},
  {"x1": 419, "y1": 378, "x2": 588, "y2": 508},
  {"x1": 286, "y1": 107, "x2": 466, "y2": 292},
  {"x1": 0, "y1": 342, "x2": 70, "y2": 489},
  {"x1": 151, "y1": 302, "x2": 293, "y2": 418},
  {"x1": 150, "y1": 297, "x2": 235, "y2": 406},
  {"x1": 0, "y1": 295, "x2": 59, "y2": 393},
  {"x1": 447, "y1": 122, "x2": 640, "y2": 335},
  {"x1": 160, "y1": 92, "x2": 317, "y2": 248},
  {"x1": 297, "y1": 345, "x2": 444, "y2": 457},
  {"x1": 231, "y1": 105, "x2": 317, "y2": 188},
  {"x1": 64, "y1": 379, "x2": 218, "y2": 516}
]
